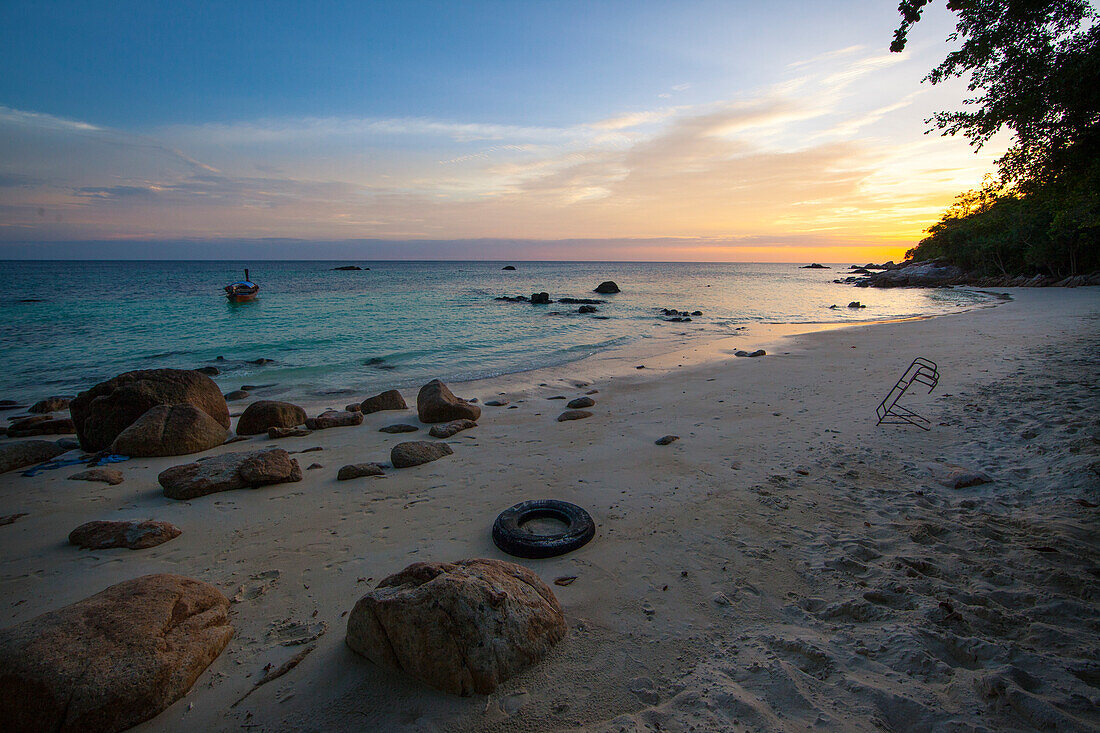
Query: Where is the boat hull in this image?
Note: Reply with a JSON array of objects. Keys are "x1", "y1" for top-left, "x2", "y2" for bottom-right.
[{"x1": 226, "y1": 292, "x2": 258, "y2": 303}]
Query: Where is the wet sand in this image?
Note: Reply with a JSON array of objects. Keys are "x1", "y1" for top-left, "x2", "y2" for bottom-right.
[{"x1": 1, "y1": 287, "x2": 1097, "y2": 732}]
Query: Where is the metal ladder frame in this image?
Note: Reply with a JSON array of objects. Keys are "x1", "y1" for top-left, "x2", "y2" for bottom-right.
[{"x1": 876, "y1": 357, "x2": 939, "y2": 430}]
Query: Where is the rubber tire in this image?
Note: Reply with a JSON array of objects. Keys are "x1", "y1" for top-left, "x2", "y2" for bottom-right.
[{"x1": 492, "y1": 499, "x2": 595, "y2": 559}]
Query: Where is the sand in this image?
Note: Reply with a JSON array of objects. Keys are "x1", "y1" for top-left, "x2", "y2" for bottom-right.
[{"x1": 1, "y1": 287, "x2": 1097, "y2": 732}]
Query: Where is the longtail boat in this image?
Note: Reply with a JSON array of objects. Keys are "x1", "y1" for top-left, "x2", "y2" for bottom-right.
[{"x1": 224, "y1": 268, "x2": 259, "y2": 302}]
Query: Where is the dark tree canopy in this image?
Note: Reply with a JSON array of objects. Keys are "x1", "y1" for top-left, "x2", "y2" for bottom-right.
[
  {"x1": 893, "y1": 0, "x2": 1099, "y2": 277},
  {"x1": 892, "y1": 0, "x2": 1098, "y2": 186}
]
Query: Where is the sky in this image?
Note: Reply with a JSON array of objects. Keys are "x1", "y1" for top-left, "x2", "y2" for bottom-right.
[{"x1": 0, "y1": 0, "x2": 1008, "y2": 261}]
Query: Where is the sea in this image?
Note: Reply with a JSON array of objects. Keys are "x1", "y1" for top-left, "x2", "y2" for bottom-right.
[{"x1": 0, "y1": 261, "x2": 997, "y2": 404}]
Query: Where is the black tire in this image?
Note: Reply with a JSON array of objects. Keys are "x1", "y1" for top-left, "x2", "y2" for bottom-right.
[{"x1": 492, "y1": 499, "x2": 595, "y2": 559}]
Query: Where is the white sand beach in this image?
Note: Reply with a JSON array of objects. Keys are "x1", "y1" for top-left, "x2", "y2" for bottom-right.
[{"x1": 1, "y1": 287, "x2": 1098, "y2": 732}]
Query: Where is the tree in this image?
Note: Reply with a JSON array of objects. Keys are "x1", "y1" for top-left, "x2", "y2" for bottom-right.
[{"x1": 891, "y1": 0, "x2": 1099, "y2": 189}]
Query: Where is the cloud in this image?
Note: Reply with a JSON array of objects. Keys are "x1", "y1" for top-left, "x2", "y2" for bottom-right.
[{"x1": 0, "y1": 45, "x2": 1006, "y2": 252}]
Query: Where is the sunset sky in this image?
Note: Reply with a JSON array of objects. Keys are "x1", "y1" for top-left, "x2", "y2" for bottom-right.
[{"x1": 0, "y1": 1, "x2": 1007, "y2": 261}]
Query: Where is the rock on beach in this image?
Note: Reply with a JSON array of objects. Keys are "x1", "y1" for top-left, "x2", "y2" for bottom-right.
[
  {"x1": 236, "y1": 400, "x2": 307, "y2": 436},
  {"x1": 337, "y1": 463, "x2": 386, "y2": 480},
  {"x1": 70, "y1": 369, "x2": 230, "y2": 452},
  {"x1": 0, "y1": 440, "x2": 67, "y2": 474},
  {"x1": 67, "y1": 468, "x2": 124, "y2": 485},
  {"x1": 68, "y1": 520, "x2": 181, "y2": 550},
  {"x1": 159, "y1": 448, "x2": 302, "y2": 499},
  {"x1": 305, "y1": 410, "x2": 364, "y2": 430},
  {"x1": 345, "y1": 558, "x2": 566, "y2": 695},
  {"x1": 0, "y1": 574, "x2": 232, "y2": 733},
  {"x1": 391, "y1": 441, "x2": 453, "y2": 468},
  {"x1": 428, "y1": 419, "x2": 477, "y2": 438},
  {"x1": 557, "y1": 410, "x2": 593, "y2": 421},
  {"x1": 109, "y1": 404, "x2": 228, "y2": 457},
  {"x1": 416, "y1": 380, "x2": 481, "y2": 423},
  {"x1": 359, "y1": 389, "x2": 407, "y2": 414}
]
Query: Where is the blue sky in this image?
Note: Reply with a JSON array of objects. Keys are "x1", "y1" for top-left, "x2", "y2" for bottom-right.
[{"x1": 0, "y1": 1, "x2": 1006, "y2": 260}]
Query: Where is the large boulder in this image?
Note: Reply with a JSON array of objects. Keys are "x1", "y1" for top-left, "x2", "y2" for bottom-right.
[
  {"x1": 416, "y1": 380, "x2": 481, "y2": 423},
  {"x1": 359, "y1": 389, "x2": 407, "y2": 414},
  {"x1": 235, "y1": 400, "x2": 306, "y2": 436},
  {"x1": 70, "y1": 369, "x2": 230, "y2": 452},
  {"x1": 68, "y1": 520, "x2": 181, "y2": 550},
  {"x1": 0, "y1": 574, "x2": 232, "y2": 733},
  {"x1": 159, "y1": 448, "x2": 302, "y2": 500},
  {"x1": 0, "y1": 441, "x2": 67, "y2": 475},
  {"x1": 109, "y1": 404, "x2": 228, "y2": 458},
  {"x1": 391, "y1": 441, "x2": 453, "y2": 468},
  {"x1": 345, "y1": 558, "x2": 566, "y2": 695}
]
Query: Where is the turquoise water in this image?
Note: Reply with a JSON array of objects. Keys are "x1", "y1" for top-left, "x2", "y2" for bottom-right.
[{"x1": 0, "y1": 261, "x2": 992, "y2": 403}]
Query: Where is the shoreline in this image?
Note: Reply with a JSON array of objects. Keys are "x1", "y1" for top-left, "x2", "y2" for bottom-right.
[{"x1": 1, "y1": 287, "x2": 1097, "y2": 731}]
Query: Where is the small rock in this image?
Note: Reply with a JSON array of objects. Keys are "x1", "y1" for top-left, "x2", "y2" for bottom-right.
[
  {"x1": 577, "y1": 305, "x2": 598, "y2": 314},
  {"x1": 557, "y1": 410, "x2": 592, "y2": 422},
  {"x1": 28, "y1": 397, "x2": 70, "y2": 414},
  {"x1": 484, "y1": 399, "x2": 509, "y2": 407},
  {"x1": 305, "y1": 410, "x2": 364, "y2": 430},
  {"x1": 194, "y1": 366, "x2": 220, "y2": 376},
  {"x1": 68, "y1": 519, "x2": 181, "y2": 550},
  {"x1": 236, "y1": 400, "x2": 307, "y2": 436},
  {"x1": 847, "y1": 301, "x2": 866, "y2": 308},
  {"x1": 594, "y1": 281, "x2": 620, "y2": 294},
  {"x1": 417, "y1": 380, "x2": 481, "y2": 423},
  {"x1": 566, "y1": 397, "x2": 594, "y2": 409},
  {"x1": 267, "y1": 426, "x2": 312, "y2": 439},
  {"x1": 428, "y1": 419, "x2": 477, "y2": 438},
  {"x1": 307, "y1": 463, "x2": 323, "y2": 470},
  {"x1": 391, "y1": 441, "x2": 453, "y2": 468},
  {"x1": 655, "y1": 435, "x2": 679, "y2": 445},
  {"x1": 225, "y1": 390, "x2": 250, "y2": 401},
  {"x1": 379, "y1": 423, "x2": 419, "y2": 434},
  {"x1": 7, "y1": 416, "x2": 75, "y2": 438},
  {"x1": 530, "y1": 292, "x2": 551, "y2": 304},
  {"x1": 360, "y1": 389, "x2": 407, "y2": 414},
  {"x1": 68, "y1": 468, "x2": 124, "y2": 486},
  {"x1": 337, "y1": 463, "x2": 385, "y2": 480},
  {"x1": 502, "y1": 265, "x2": 516, "y2": 270},
  {"x1": 344, "y1": 403, "x2": 362, "y2": 413}
]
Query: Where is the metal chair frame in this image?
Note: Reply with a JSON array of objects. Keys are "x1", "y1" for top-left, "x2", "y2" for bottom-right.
[{"x1": 876, "y1": 357, "x2": 939, "y2": 430}]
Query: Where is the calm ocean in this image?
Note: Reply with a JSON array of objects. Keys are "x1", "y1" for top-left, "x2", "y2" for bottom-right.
[{"x1": 0, "y1": 261, "x2": 993, "y2": 403}]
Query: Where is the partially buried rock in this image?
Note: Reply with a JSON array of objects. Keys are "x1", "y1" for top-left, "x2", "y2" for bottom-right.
[
  {"x1": 345, "y1": 558, "x2": 566, "y2": 695},
  {"x1": 428, "y1": 419, "x2": 476, "y2": 438},
  {"x1": 70, "y1": 368, "x2": 230, "y2": 452},
  {"x1": 734, "y1": 349, "x2": 766, "y2": 358},
  {"x1": 236, "y1": 400, "x2": 307, "y2": 436},
  {"x1": 28, "y1": 397, "x2": 70, "y2": 414},
  {"x1": 417, "y1": 379, "x2": 481, "y2": 423},
  {"x1": 194, "y1": 366, "x2": 220, "y2": 376},
  {"x1": 359, "y1": 389, "x2": 407, "y2": 414},
  {"x1": 68, "y1": 520, "x2": 181, "y2": 550},
  {"x1": 305, "y1": 410, "x2": 364, "y2": 430},
  {"x1": 577, "y1": 305, "x2": 598, "y2": 314},
  {"x1": 267, "y1": 426, "x2": 312, "y2": 439},
  {"x1": 655, "y1": 435, "x2": 679, "y2": 445},
  {"x1": 68, "y1": 468, "x2": 124, "y2": 486},
  {"x1": 159, "y1": 448, "x2": 302, "y2": 500},
  {"x1": 557, "y1": 410, "x2": 592, "y2": 422},
  {"x1": 337, "y1": 463, "x2": 385, "y2": 480},
  {"x1": 923, "y1": 462, "x2": 992, "y2": 489},
  {"x1": 484, "y1": 399, "x2": 509, "y2": 407},
  {"x1": 502, "y1": 265, "x2": 516, "y2": 270},
  {"x1": 224, "y1": 390, "x2": 250, "y2": 401},
  {"x1": 594, "y1": 280, "x2": 620, "y2": 294},
  {"x1": 391, "y1": 441, "x2": 453, "y2": 468},
  {"x1": 848, "y1": 301, "x2": 866, "y2": 308},
  {"x1": 7, "y1": 416, "x2": 74, "y2": 438},
  {"x1": 566, "y1": 396, "x2": 594, "y2": 409},
  {"x1": 110, "y1": 404, "x2": 228, "y2": 457},
  {"x1": 379, "y1": 423, "x2": 419, "y2": 434},
  {"x1": 0, "y1": 573, "x2": 232, "y2": 733},
  {"x1": 0, "y1": 440, "x2": 67, "y2": 474}
]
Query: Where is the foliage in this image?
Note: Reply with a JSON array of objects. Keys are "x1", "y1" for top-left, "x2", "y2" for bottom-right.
[{"x1": 894, "y1": 0, "x2": 1099, "y2": 276}]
